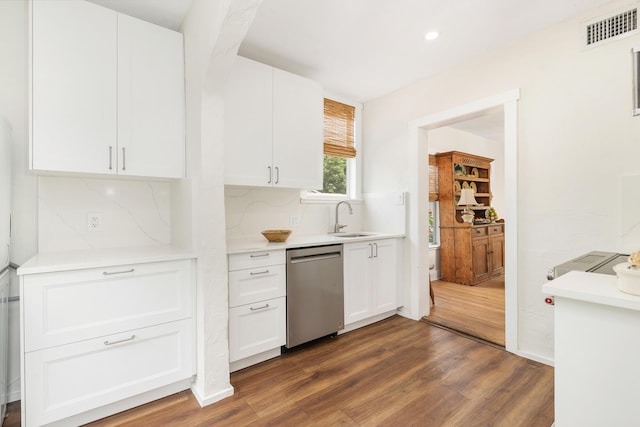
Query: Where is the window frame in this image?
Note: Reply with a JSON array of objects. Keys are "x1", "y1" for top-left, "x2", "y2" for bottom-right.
[{"x1": 301, "y1": 94, "x2": 362, "y2": 202}]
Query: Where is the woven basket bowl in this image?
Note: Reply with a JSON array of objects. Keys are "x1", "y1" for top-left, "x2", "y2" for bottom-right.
[{"x1": 261, "y1": 229, "x2": 292, "y2": 242}]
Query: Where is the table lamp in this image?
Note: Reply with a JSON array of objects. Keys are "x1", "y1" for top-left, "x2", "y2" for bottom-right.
[{"x1": 458, "y1": 188, "x2": 478, "y2": 223}]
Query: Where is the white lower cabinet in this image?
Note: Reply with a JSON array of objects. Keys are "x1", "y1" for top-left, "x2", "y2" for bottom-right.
[
  {"x1": 229, "y1": 296, "x2": 286, "y2": 362},
  {"x1": 344, "y1": 238, "x2": 402, "y2": 325},
  {"x1": 228, "y1": 250, "x2": 286, "y2": 371},
  {"x1": 19, "y1": 257, "x2": 195, "y2": 427},
  {"x1": 25, "y1": 320, "x2": 192, "y2": 427}
]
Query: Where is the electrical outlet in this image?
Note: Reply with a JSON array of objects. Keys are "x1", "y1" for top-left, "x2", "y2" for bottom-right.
[
  {"x1": 395, "y1": 192, "x2": 405, "y2": 205},
  {"x1": 87, "y1": 213, "x2": 103, "y2": 232},
  {"x1": 289, "y1": 215, "x2": 301, "y2": 227}
]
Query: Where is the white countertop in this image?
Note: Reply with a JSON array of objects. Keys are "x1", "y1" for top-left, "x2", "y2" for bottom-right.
[
  {"x1": 18, "y1": 245, "x2": 195, "y2": 275},
  {"x1": 542, "y1": 270, "x2": 640, "y2": 312},
  {"x1": 226, "y1": 232, "x2": 405, "y2": 254}
]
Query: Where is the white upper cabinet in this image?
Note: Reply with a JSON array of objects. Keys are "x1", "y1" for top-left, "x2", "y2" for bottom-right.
[
  {"x1": 224, "y1": 56, "x2": 323, "y2": 189},
  {"x1": 30, "y1": 0, "x2": 185, "y2": 178},
  {"x1": 224, "y1": 56, "x2": 274, "y2": 186},
  {"x1": 31, "y1": 0, "x2": 118, "y2": 174},
  {"x1": 272, "y1": 68, "x2": 323, "y2": 189},
  {"x1": 117, "y1": 14, "x2": 185, "y2": 178}
]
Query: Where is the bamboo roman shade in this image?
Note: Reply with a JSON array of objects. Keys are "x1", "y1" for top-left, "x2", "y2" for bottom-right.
[
  {"x1": 429, "y1": 154, "x2": 438, "y2": 201},
  {"x1": 323, "y1": 98, "x2": 356, "y2": 158}
]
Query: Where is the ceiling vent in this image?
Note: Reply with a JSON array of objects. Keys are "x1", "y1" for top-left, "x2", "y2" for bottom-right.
[{"x1": 586, "y1": 7, "x2": 638, "y2": 46}]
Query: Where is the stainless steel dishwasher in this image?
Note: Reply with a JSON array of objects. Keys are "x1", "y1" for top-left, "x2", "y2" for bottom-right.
[{"x1": 286, "y1": 244, "x2": 344, "y2": 348}]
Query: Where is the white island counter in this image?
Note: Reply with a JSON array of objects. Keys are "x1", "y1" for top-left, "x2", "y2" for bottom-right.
[{"x1": 543, "y1": 270, "x2": 640, "y2": 427}]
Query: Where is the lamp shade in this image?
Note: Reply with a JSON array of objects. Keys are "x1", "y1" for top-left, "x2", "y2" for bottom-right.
[{"x1": 458, "y1": 188, "x2": 478, "y2": 206}]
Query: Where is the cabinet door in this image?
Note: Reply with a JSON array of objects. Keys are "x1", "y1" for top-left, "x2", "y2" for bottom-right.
[
  {"x1": 31, "y1": 0, "x2": 117, "y2": 174},
  {"x1": 343, "y1": 242, "x2": 373, "y2": 324},
  {"x1": 117, "y1": 14, "x2": 185, "y2": 178},
  {"x1": 489, "y1": 233, "x2": 505, "y2": 276},
  {"x1": 272, "y1": 68, "x2": 323, "y2": 190},
  {"x1": 472, "y1": 237, "x2": 490, "y2": 283},
  {"x1": 224, "y1": 56, "x2": 273, "y2": 187},
  {"x1": 229, "y1": 296, "x2": 285, "y2": 362},
  {"x1": 25, "y1": 319, "x2": 193, "y2": 427},
  {"x1": 371, "y1": 239, "x2": 398, "y2": 315}
]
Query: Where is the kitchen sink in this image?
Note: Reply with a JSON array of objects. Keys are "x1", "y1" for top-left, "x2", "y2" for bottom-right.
[{"x1": 330, "y1": 232, "x2": 378, "y2": 238}]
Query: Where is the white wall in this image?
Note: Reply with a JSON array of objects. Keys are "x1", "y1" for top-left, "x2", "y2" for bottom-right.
[{"x1": 362, "y1": 0, "x2": 640, "y2": 361}]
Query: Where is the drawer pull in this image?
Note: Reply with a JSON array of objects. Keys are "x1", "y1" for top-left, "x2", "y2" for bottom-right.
[
  {"x1": 103, "y1": 268, "x2": 135, "y2": 276},
  {"x1": 250, "y1": 270, "x2": 270, "y2": 276},
  {"x1": 249, "y1": 253, "x2": 270, "y2": 258},
  {"x1": 104, "y1": 335, "x2": 136, "y2": 346},
  {"x1": 250, "y1": 304, "x2": 270, "y2": 311}
]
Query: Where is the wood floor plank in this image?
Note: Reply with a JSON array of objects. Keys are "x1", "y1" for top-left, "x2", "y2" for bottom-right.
[
  {"x1": 425, "y1": 276, "x2": 506, "y2": 346},
  {"x1": 4, "y1": 316, "x2": 553, "y2": 427}
]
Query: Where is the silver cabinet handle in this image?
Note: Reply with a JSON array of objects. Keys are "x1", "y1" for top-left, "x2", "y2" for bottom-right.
[
  {"x1": 374, "y1": 243, "x2": 378, "y2": 258},
  {"x1": 275, "y1": 166, "x2": 280, "y2": 184},
  {"x1": 267, "y1": 166, "x2": 272, "y2": 184},
  {"x1": 250, "y1": 304, "x2": 270, "y2": 311},
  {"x1": 250, "y1": 269, "x2": 270, "y2": 275},
  {"x1": 104, "y1": 334, "x2": 135, "y2": 346},
  {"x1": 122, "y1": 147, "x2": 126, "y2": 171},
  {"x1": 108, "y1": 146, "x2": 113, "y2": 170},
  {"x1": 103, "y1": 268, "x2": 134, "y2": 276},
  {"x1": 250, "y1": 253, "x2": 269, "y2": 258}
]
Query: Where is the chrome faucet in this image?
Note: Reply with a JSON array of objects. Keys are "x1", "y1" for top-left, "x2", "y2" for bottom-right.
[{"x1": 334, "y1": 200, "x2": 353, "y2": 233}]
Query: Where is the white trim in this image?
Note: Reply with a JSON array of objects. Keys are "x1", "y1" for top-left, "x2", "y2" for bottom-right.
[
  {"x1": 191, "y1": 383, "x2": 235, "y2": 408},
  {"x1": 512, "y1": 349, "x2": 554, "y2": 367},
  {"x1": 407, "y1": 89, "x2": 521, "y2": 353},
  {"x1": 338, "y1": 311, "x2": 397, "y2": 334}
]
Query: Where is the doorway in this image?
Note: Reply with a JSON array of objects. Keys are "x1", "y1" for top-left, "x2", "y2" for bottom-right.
[
  {"x1": 425, "y1": 114, "x2": 506, "y2": 346},
  {"x1": 406, "y1": 90, "x2": 519, "y2": 354}
]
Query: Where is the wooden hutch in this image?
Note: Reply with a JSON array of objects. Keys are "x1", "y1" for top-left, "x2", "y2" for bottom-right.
[{"x1": 435, "y1": 151, "x2": 504, "y2": 286}]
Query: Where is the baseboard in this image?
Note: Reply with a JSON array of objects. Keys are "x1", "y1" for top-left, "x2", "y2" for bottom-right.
[
  {"x1": 509, "y1": 348, "x2": 554, "y2": 367},
  {"x1": 8, "y1": 389, "x2": 20, "y2": 403},
  {"x1": 229, "y1": 347, "x2": 281, "y2": 373},
  {"x1": 191, "y1": 383, "x2": 234, "y2": 408},
  {"x1": 339, "y1": 311, "x2": 398, "y2": 334}
]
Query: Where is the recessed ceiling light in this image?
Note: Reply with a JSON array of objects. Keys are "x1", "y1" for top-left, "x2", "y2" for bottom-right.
[{"x1": 424, "y1": 31, "x2": 439, "y2": 41}]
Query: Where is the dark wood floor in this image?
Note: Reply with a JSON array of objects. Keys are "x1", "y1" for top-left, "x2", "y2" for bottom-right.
[
  {"x1": 5, "y1": 315, "x2": 554, "y2": 426},
  {"x1": 425, "y1": 276, "x2": 505, "y2": 346}
]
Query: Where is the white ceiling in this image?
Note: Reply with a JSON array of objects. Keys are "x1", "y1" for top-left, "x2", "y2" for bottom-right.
[
  {"x1": 90, "y1": 0, "x2": 613, "y2": 103},
  {"x1": 88, "y1": 0, "x2": 614, "y2": 138}
]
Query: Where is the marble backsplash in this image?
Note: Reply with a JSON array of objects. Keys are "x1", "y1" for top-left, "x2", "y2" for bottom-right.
[
  {"x1": 224, "y1": 187, "x2": 409, "y2": 242},
  {"x1": 224, "y1": 187, "x2": 364, "y2": 241},
  {"x1": 38, "y1": 176, "x2": 171, "y2": 252}
]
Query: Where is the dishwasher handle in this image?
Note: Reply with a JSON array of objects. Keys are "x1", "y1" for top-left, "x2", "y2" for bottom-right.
[{"x1": 289, "y1": 252, "x2": 342, "y2": 264}]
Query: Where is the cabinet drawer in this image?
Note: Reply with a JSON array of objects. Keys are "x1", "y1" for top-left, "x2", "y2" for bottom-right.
[
  {"x1": 24, "y1": 319, "x2": 194, "y2": 427},
  {"x1": 471, "y1": 227, "x2": 487, "y2": 237},
  {"x1": 229, "y1": 264, "x2": 285, "y2": 307},
  {"x1": 228, "y1": 250, "x2": 285, "y2": 271},
  {"x1": 229, "y1": 296, "x2": 285, "y2": 362},
  {"x1": 23, "y1": 259, "x2": 193, "y2": 352},
  {"x1": 488, "y1": 224, "x2": 504, "y2": 235}
]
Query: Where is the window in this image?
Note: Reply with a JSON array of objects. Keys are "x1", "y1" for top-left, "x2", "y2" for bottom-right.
[
  {"x1": 429, "y1": 202, "x2": 439, "y2": 245},
  {"x1": 429, "y1": 154, "x2": 440, "y2": 246},
  {"x1": 322, "y1": 98, "x2": 356, "y2": 196}
]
